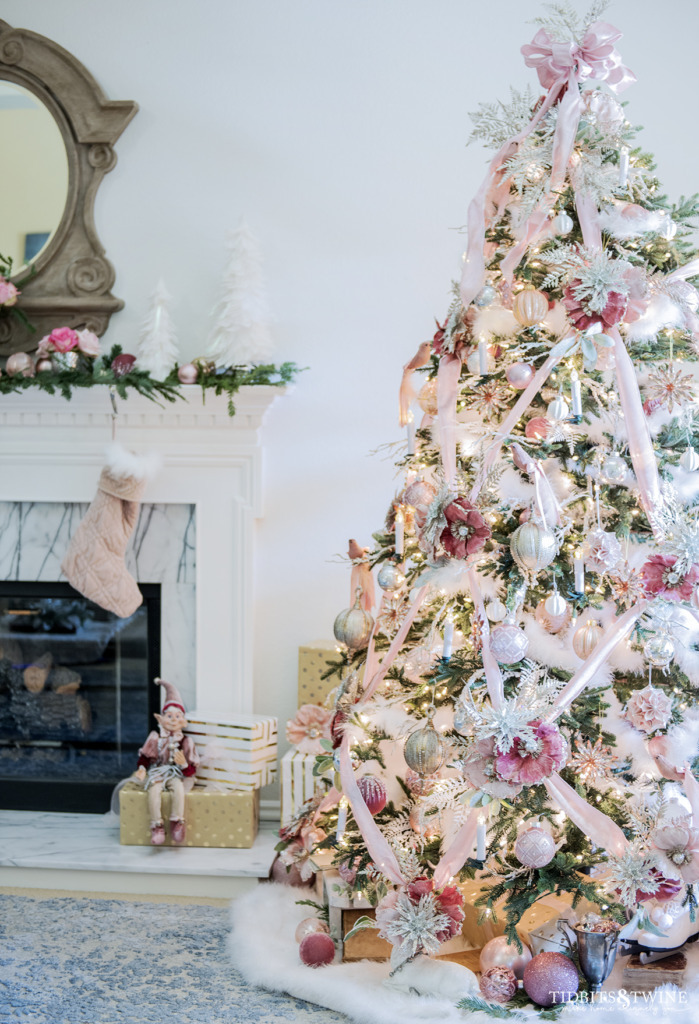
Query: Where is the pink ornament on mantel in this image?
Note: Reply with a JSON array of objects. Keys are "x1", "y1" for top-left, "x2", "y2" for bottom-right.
[
  {"x1": 5, "y1": 352, "x2": 35, "y2": 378},
  {"x1": 177, "y1": 362, "x2": 198, "y2": 384},
  {"x1": 111, "y1": 353, "x2": 137, "y2": 378},
  {"x1": 523, "y1": 951, "x2": 579, "y2": 1007},
  {"x1": 357, "y1": 775, "x2": 387, "y2": 816},
  {"x1": 506, "y1": 362, "x2": 535, "y2": 389},
  {"x1": 35, "y1": 358, "x2": 53, "y2": 373},
  {"x1": 299, "y1": 931, "x2": 336, "y2": 967}
]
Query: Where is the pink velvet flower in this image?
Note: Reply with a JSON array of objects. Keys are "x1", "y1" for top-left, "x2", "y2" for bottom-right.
[
  {"x1": 462, "y1": 736, "x2": 523, "y2": 798},
  {"x1": 434, "y1": 885, "x2": 465, "y2": 942},
  {"x1": 440, "y1": 496, "x2": 491, "y2": 559},
  {"x1": 563, "y1": 283, "x2": 628, "y2": 331},
  {"x1": 494, "y1": 721, "x2": 568, "y2": 786},
  {"x1": 286, "y1": 704, "x2": 332, "y2": 754},
  {"x1": 0, "y1": 276, "x2": 19, "y2": 306},
  {"x1": 375, "y1": 890, "x2": 401, "y2": 939},
  {"x1": 634, "y1": 867, "x2": 683, "y2": 903},
  {"x1": 76, "y1": 329, "x2": 101, "y2": 356},
  {"x1": 625, "y1": 685, "x2": 673, "y2": 734},
  {"x1": 641, "y1": 555, "x2": 699, "y2": 601},
  {"x1": 652, "y1": 823, "x2": 699, "y2": 884}
]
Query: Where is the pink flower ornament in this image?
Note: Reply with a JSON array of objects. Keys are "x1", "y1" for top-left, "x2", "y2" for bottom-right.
[
  {"x1": 0, "y1": 276, "x2": 19, "y2": 307},
  {"x1": 286, "y1": 704, "x2": 332, "y2": 754},
  {"x1": 653, "y1": 823, "x2": 699, "y2": 884},
  {"x1": 440, "y1": 496, "x2": 491, "y2": 559},
  {"x1": 494, "y1": 720, "x2": 568, "y2": 787},
  {"x1": 625, "y1": 684, "x2": 673, "y2": 735},
  {"x1": 641, "y1": 555, "x2": 699, "y2": 602}
]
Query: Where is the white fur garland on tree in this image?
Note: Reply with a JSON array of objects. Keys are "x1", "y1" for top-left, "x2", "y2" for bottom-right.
[
  {"x1": 207, "y1": 221, "x2": 275, "y2": 367},
  {"x1": 135, "y1": 279, "x2": 179, "y2": 380}
]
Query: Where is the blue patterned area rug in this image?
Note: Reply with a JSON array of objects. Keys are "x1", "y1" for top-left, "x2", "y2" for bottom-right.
[{"x1": 0, "y1": 893, "x2": 347, "y2": 1024}]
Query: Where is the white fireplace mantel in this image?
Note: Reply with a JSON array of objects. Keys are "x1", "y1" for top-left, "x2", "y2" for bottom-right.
[{"x1": 0, "y1": 384, "x2": 285, "y2": 714}]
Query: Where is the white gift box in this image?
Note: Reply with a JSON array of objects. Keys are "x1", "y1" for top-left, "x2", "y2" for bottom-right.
[
  {"x1": 281, "y1": 748, "x2": 325, "y2": 824},
  {"x1": 186, "y1": 710, "x2": 277, "y2": 792}
]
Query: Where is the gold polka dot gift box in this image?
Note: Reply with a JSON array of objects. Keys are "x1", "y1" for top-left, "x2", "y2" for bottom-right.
[{"x1": 119, "y1": 781, "x2": 260, "y2": 848}]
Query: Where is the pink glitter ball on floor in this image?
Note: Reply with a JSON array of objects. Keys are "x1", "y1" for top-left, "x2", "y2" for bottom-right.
[
  {"x1": 299, "y1": 931, "x2": 336, "y2": 967},
  {"x1": 480, "y1": 966, "x2": 517, "y2": 1003},
  {"x1": 523, "y1": 952, "x2": 579, "y2": 1007}
]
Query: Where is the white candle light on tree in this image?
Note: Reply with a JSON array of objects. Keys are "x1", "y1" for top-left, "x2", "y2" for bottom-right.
[
  {"x1": 442, "y1": 615, "x2": 454, "y2": 660},
  {"x1": 571, "y1": 369, "x2": 582, "y2": 417},
  {"x1": 478, "y1": 336, "x2": 489, "y2": 376},
  {"x1": 618, "y1": 146, "x2": 629, "y2": 188},
  {"x1": 336, "y1": 796, "x2": 349, "y2": 843},
  {"x1": 394, "y1": 508, "x2": 405, "y2": 558},
  {"x1": 574, "y1": 548, "x2": 585, "y2": 593},
  {"x1": 476, "y1": 814, "x2": 487, "y2": 860}
]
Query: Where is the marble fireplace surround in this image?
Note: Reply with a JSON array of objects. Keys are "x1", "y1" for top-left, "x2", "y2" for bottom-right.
[{"x1": 0, "y1": 385, "x2": 283, "y2": 715}]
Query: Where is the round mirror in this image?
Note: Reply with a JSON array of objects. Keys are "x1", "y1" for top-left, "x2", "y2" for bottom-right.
[{"x1": 0, "y1": 80, "x2": 68, "y2": 275}]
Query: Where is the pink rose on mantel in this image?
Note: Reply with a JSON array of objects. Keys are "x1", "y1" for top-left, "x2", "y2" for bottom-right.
[
  {"x1": 625, "y1": 684, "x2": 673, "y2": 734},
  {"x1": 641, "y1": 555, "x2": 699, "y2": 602},
  {"x1": 494, "y1": 720, "x2": 568, "y2": 786},
  {"x1": 0, "y1": 276, "x2": 19, "y2": 307},
  {"x1": 285, "y1": 703, "x2": 332, "y2": 754},
  {"x1": 76, "y1": 329, "x2": 101, "y2": 356},
  {"x1": 39, "y1": 326, "x2": 80, "y2": 354}
]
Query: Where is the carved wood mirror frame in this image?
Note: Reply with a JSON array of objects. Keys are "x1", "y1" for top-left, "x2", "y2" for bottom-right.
[{"x1": 0, "y1": 21, "x2": 137, "y2": 353}]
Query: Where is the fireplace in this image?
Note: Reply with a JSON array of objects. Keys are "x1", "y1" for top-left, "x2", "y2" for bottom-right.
[{"x1": 0, "y1": 581, "x2": 161, "y2": 813}]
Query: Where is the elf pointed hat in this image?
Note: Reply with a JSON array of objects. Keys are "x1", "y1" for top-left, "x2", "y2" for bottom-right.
[{"x1": 155, "y1": 677, "x2": 185, "y2": 713}]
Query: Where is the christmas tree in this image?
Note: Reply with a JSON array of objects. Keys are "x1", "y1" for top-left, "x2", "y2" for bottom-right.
[
  {"x1": 207, "y1": 221, "x2": 275, "y2": 367},
  {"x1": 135, "y1": 278, "x2": 180, "y2": 380},
  {"x1": 279, "y1": 2, "x2": 699, "y2": 1005}
]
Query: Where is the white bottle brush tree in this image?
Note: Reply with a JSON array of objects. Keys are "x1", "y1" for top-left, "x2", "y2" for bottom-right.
[
  {"x1": 207, "y1": 221, "x2": 275, "y2": 368},
  {"x1": 136, "y1": 279, "x2": 180, "y2": 380}
]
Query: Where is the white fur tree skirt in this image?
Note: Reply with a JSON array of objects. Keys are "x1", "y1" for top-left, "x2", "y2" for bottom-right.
[{"x1": 230, "y1": 884, "x2": 699, "y2": 1024}]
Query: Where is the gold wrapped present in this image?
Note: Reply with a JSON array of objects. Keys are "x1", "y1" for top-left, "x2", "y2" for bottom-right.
[
  {"x1": 298, "y1": 645, "x2": 343, "y2": 707},
  {"x1": 185, "y1": 711, "x2": 277, "y2": 792},
  {"x1": 119, "y1": 781, "x2": 259, "y2": 848}
]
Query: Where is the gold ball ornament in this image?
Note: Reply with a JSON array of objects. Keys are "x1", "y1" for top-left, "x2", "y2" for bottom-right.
[
  {"x1": 404, "y1": 709, "x2": 446, "y2": 777},
  {"x1": 417, "y1": 378, "x2": 439, "y2": 416},
  {"x1": 510, "y1": 521, "x2": 557, "y2": 573},
  {"x1": 6, "y1": 352, "x2": 35, "y2": 378},
  {"x1": 572, "y1": 619, "x2": 603, "y2": 659},
  {"x1": 333, "y1": 591, "x2": 374, "y2": 650},
  {"x1": 512, "y1": 288, "x2": 549, "y2": 328}
]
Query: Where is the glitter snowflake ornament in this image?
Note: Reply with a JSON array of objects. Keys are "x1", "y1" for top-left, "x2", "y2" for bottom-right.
[
  {"x1": 609, "y1": 562, "x2": 647, "y2": 609},
  {"x1": 569, "y1": 736, "x2": 619, "y2": 786},
  {"x1": 467, "y1": 380, "x2": 510, "y2": 419},
  {"x1": 645, "y1": 365, "x2": 696, "y2": 413}
]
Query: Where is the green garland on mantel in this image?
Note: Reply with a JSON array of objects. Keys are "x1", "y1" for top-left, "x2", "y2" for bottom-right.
[{"x1": 0, "y1": 345, "x2": 302, "y2": 417}]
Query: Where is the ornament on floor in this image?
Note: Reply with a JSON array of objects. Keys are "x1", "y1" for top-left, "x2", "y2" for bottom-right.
[
  {"x1": 271, "y1": 854, "x2": 313, "y2": 887},
  {"x1": 299, "y1": 931, "x2": 336, "y2": 967},
  {"x1": 602, "y1": 451, "x2": 627, "y2": 483},
  {"x1": 547, "y1": 395, "x2": 569, "y2": 421},
  {"x1": 404, "y1": 707, "x2": 446, "y2": 776},
  {"x1": 333, "y1": 590, "x2": 374, "y2": 650},
  {"x1": 643, "y1": 632, "x2": 675, "y2": 669},
  {"x1": 135, "y1": 278, "x2": 180, "y2": 380},
  {"x1": 553, "y1": 211, "x2": 574, "y2": 235},
  {"x1": 377, "y1": 562, "x2": 405, "y2": 592},
  {"x1": 510, "y1": 520, "x2": 557, "y2": 574},
  {"x1": 357, "y1": 775, "x2": 387, "y2": 816},
  {"x1": 512, "y1": 287, "x2": 548, "y2": 327},
  {"x1": 207, "y1": 220, "x2": 276, "y2": 367},
  {"x1": 132, "y1": 678, "x2": 199, "y2": 846},
  {"x1": 177, "y1": 362, "x2": 199, "y2": 384},
  {"x1": 5, "y1": 351, "x2": 35, "y2": 377},
  {"x1": 479, "y1": 966, "x2": 517, "y2": 1004},
  {"x1": 111, "y1": 353, "x2": 137, "y2": 377},
  {"x1": 480, "y1": 935, "x2": 532, "y2": 979},
  {"x1": 490, "y1": 616, "x2": 530, "y2": 663},
  {"x1": 294, "y1": 917, "x2": 330, "y2": 943},
  {"x1": 505, "y1": 362, "x2": 534, "y2": 389},
  {"x1": 572, "y1": 619, "x2": 603, "y2": 659},
  {"x1": 417, "y1": 378, "x2": 438, "y2": 416},
  {"x1": 485, "y1": 598, "x2": 507, "y2": 622},
  {"x1": 680, "y1": 447, "x2": 699, "y2": 471},
  {"x1": 515, "y1": 825, "x2": 556, "y2": 868},
  {"x1": 522, "y1": 951, "x2": 579, "y2": 1007}
]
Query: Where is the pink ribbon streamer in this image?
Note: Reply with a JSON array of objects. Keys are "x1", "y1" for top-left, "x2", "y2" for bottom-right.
[
  {"x1": 470, "y1": 333, "x2": 577, "y2": 502},
  {"x1": 511, "y1": 442, "x2": 562, "y2": 527},
  {"x1": 466, "y1": 568, "x2": 504, "y2": 709},
  {"x1": 350, "y1": 561, "x2": 376, "y2": 613},
  {"x1": 544, "y1": 772, "x2": 628, "y2": 856},
  {"x1": 363, "y1": 585, "x2": 429, "y2": 702},
  {"x1": 610, "y1": 327, "x2": 663, "y2": 535},
  {"x1": 399, "y1": 341, "x2": 432, "y2": 427},
  {"x1": 547, "y1": 601, "x2": 647, "y2": 721},
  {"x1": 311, "y1": 786, "x2": 340, "y2": 826},
  {"x1": 437, "y1": 354, "x2": 462, "y2": 490},
  {"x1": 339, "y1": 733, "x2": 406, "y2": 885},
  {"x1": 576, "y1": 190, "x2": 603, "y2": 250},
  {"x1": 683, "y1": 764, "x2": 699, "y2": 824},
  {"x1": 433, "y1": 805, "x2": 481, "y2": 888}
]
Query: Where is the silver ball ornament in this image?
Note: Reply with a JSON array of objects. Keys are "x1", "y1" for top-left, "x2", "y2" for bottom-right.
[
  {"x1": 475, "y1": 284, "x2": 497, "y2": 308},
  {"x1": 554, "y1": 211, "x2": 574, "y2": 236},
  {"x1": 490, "y1": 620, "x2": 530, "y2": 664},
  {"x1": 510, "y1": 521, "x2": 557, "y2": 573},
  {"x1": 333, "y1": 593, "x2": 374, "y2": 650},
  {"x1": 603, "y1": 453, "x2": 627, "y2": 483},
  {"x1": 404, "y1": 712, "x2": 446, "y2": 776},
  {"x1": 505, "y1": 362, "x2": 535, "y2": 389},
  {"x1": 680, "y1": 447, "x2": 699, "y2": 472},
  {"x1": 544, "y1": 592, "x2": 567, "y2": 617},
  {"x1": 643, "y1": 634, "x2": 675, "y2": 669},
  {"x1": 547, "y1": 396, "x2": 570, "y2": 421},
  {"x1": 377, "y1": 563, "x2": 405, "y2": 592},
  {"x1": 485, "y1": 599, "x2": 508, "y2": 623}
]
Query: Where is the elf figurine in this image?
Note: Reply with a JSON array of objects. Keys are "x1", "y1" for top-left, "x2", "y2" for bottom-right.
[{"x1": 135, "y1": 678, "x2": 199, "y2": 845}]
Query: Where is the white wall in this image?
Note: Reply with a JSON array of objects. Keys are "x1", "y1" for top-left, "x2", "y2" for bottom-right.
[{"x1": 3, "y1": 0, "x2": 698, "y2": 784}]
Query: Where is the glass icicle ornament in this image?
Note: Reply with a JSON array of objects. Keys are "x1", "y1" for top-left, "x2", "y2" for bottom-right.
[
  {"x1": 572, "y1": 619, "x2": 603, "y2": 659},
  {"x1": 333, "y1": 590, "x2": 374, "y2": 650},
  {"x1": 643, "y1": 633, "x2": 675, "y2": 669},
  {"x1": 512, "y1": 287, "x2": 548, "y2": 327},
  {"x1": 377, "y1": 562, "x2": 405, "y2": 592},
  {"x1": 510, "y1": 520, "x2": 557, "y2": 574},
  {"x1": 404, "y1": 706, "x2": 446, "y2": 776}
]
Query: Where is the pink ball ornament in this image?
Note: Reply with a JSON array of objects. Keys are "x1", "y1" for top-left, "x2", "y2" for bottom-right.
[
  {"x1": 35, "y1": 358, "x2": 53, "y2": 373},
  {"x1": 525, "y1": 417, "x2": 549, "y2": 440},
  {"x1": 480, "y1": 935, "x2": 532, "y2": 980},
  {"x1": 479, "y1": 966, "x2": 518, "y2": 1004},
  {"x1": 6, "y1": 352, "x2": 35, "y2": 377},
  {"x1": 177, "y1": 362, "x2": 199, "y2": 384},
  {"x1": 299, "y1": 931, "x2": 336, "y2": 967},
  {"x1": 514, "y1": 826, "x2": 556, "y2": 868},
  {"x1": 506, "y1": 362, "x2": 535, "y2": 389},
  {"x1": 523, "y1": 952, "x2": 579, "y2": 1007},
  {"x1": 294, "y1": 917, "x2": 330, "y2": 943},
  {"x1": 270, "y1": 854, "x2": 313, "y2": 888},
  {"x1": 357, "y1": 775, "x2": 387, "y2": 816},
  {"x1": 111, "y1": 353, "x2": 136, "y2": 377},
  {"x1": 403, "y1": 479, "x2": 436, "y2": 509}
]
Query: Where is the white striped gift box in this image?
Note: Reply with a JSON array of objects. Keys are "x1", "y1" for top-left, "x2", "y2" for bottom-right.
[
  {"x1": 280, "y1": 748, "x2": 322, "y2": 824},
  {"x1": 186, "y1": 711, "x2": 278, "y2": 792}
]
